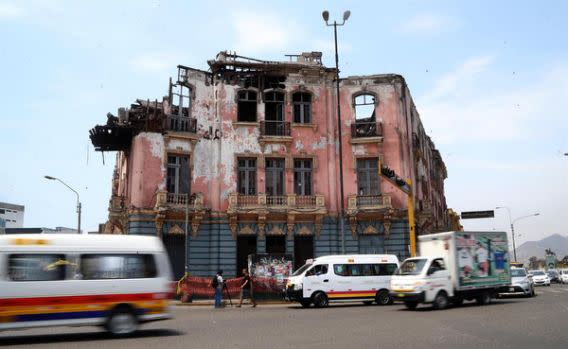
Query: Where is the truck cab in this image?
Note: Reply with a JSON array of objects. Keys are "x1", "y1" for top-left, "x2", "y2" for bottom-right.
[{"x1": 390, "y1": 256, "x2": 453, "y2": 310}]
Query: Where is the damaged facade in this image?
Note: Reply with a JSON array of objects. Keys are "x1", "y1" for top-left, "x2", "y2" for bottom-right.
[{"x1": 90, "y1": 51, "x2": 457, "y2": 279}]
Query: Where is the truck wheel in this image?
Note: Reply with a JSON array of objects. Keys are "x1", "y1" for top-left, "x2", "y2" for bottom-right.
[
  {"x1": 404, "y1": 301, "x2": 418, "y2": 310},
  {"x1": 476, "y1": 292, "x2": 492, "y2": 305},
  {"x1": 432, "y1": 291, "x2": 449, "y2": 310},
  {"x1": 105, "y1": 307, "x2": 138, "y2": 336},
  {"x1": 312, "y1": 292, "x2": 329, "y2": 308},
  {"x1": 376, "y1": 290, "x2": 393, "y2": 305}
]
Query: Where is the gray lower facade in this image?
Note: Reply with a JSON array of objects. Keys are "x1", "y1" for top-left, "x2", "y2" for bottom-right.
[{"x1": 127, "y1": 214, "x2": 410, "y2": 279}]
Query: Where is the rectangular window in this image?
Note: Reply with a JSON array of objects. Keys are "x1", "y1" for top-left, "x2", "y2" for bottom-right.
[
  {"x1": 265, "y1": 158, "x2": 285, "y2": 196},
  {"x1": 374, "y1": 263, "x2": 399, "y2": 276},
  {"x1": 356, "y1": 158, "x2": 379, "y2": 195},
  {"x1": 237, "y1": 90, "x2": 257, "y2": 122},
  {"x1": 294, "y1": 159, "x2": 313, "y2": 195},
  {"x1": 80, "y1": 254, "x2": 157, "y2": 280},
  {"x1": 306, "y1": 264, "x2": 328, "y2": 276},
  {"x1": 237, "y1": 158, "x2": 257, "y2": 195},
  {"x1": 293, "y1": 92, "x2": 312, "y2": 123},
  {"x1": 167, "y1": 155, "x2": 190, "y2": 194},
  {"x1": 333, "y1": 263, "x2": 398, "y2": 277},
  {"x1": 8, "y1": 254, "x2": 67, "y2": 281}
]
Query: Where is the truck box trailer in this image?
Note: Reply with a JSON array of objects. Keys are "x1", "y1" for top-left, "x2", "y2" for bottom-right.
[{"x1": 390, "y1": 231, "x2": 511, "y2": 310}]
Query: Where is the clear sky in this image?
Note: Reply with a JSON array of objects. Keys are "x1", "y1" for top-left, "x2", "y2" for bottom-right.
[{"x1": 1, "y1": 0, "x2": 567, "y2": 244}]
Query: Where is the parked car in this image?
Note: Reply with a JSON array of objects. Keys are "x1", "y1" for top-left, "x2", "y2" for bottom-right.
[
  {"x1": 547, "y1": 270, "x2": 560, "y2": 283},
  {"x1": 528, "y1": 270, "x2": 550, "y2": 286},
  {"x1": 500, "y1": 267, "x2": 535, "y2": 297},
  {"x1": 559, "y1": 269, "x2": 568, "y2": 284}
]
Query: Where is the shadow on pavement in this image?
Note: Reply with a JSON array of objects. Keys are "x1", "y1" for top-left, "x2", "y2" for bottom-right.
[
  {"x1": 396, "y1": 299, "x2": 525, "y2": 312},
  {"x1": 0, "y1": 329, "x2": 183, "y2": 346}
]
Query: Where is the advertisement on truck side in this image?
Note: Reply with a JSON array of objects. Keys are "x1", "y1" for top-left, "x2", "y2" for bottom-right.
[{"x1": 455, "y1": 232, "x2": 510, "y2": 289}]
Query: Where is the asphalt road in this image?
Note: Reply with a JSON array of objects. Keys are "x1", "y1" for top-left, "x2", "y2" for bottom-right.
[{"x1": 2, "y1": 284, "x2": 568, "y2": 349}]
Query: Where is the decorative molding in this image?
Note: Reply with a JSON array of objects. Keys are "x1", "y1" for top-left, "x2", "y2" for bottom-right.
[
  {"x1": 169, "y1": 224, "x2": 185, "y2": 235},
  {"x1": 257, "y1": 214, "x2": 266, "y2": 239},
  {"x1": 298, "y1": 225, "x2": 312, "y2": 236},
  {"x1": 287, "y1": 215, "x2": 295, "y2": 240},
  {"x1": 363, "y1": 225, "x2": 379, "y2": 235},
  {"x1": 239, "y1": 225, "x2": 255, "y2": 235},
  {"x1": 349, "y1": 216, "x2": 358, "y2": 239},
  {"x1": 267, "y1": 225, "x2": 284, "y2": 236},
  {"x1": 229, "y1": 215, "x2": 238, "y2": 239},
  {"x1": 314, "y1": 215, "x2": 323, "y2": 239}
]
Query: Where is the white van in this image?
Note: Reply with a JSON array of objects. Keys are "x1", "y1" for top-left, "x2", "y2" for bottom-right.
[
  {"x1": 285, "y1": 254, "x2": 399, "y2": 308},
  {"x1": 0, "y1": 234, "x2": 174, "y2": 335}
]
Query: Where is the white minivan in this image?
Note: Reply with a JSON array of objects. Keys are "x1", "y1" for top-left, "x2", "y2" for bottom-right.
[
  {"x1": 0, "y1": 234, "x2": 174, "y2": 335},
  {"x1": 285, "y1": 254, "x2": 399, "y2": 308}
]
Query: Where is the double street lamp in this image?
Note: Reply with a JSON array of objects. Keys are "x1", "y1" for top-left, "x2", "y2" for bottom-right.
[
  {"x1": 496, "y1": 206, "x2": 539, "y2": 261},
  {"x1": 45, "y1": 176, "x2": 82, "y2": 234},
  {"x1": 322, "y1": 9, "x2": 350, "y2": 254}
]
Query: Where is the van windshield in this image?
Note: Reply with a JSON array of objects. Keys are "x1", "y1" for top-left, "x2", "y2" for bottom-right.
[
  {"x1": 396, "y1": 258, "x2": 428, "y2": 275},
  {"x1": 292, "y1": 263, "x2": 313, "y2": 276}
]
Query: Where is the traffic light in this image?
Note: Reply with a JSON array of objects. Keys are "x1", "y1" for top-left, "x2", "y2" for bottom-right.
[{"x1": 381, "y1": 165, "x2": 410, "y2": 194}]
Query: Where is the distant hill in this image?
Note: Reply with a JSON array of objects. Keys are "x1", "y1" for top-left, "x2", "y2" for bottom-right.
[{"x1": 515, "y1": 234, "x2": 568, "y2": 263}]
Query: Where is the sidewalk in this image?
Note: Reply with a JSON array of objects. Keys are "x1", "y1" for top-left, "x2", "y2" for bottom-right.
[{"x1": 173, "y1": 299, "x2": 289, "y2": 307}]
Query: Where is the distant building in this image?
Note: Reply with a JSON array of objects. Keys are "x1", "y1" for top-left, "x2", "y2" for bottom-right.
[
  {"x1": 4, "y1": 227, "x2": 79, "y2": 234},
  {"x1": 0, "y1": 202, "x2": 25, "y2": 228}
]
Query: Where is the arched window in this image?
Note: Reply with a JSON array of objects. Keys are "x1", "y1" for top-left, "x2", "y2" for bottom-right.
[
  {"x1": 292, "y1": 92, "x2": 312, "y2": 123},
  {"x1": 353, "y1": 94, "x2": 376, "y2": 120},
  {"x1": 237, "y1": 90, "x2": 257, "y2": 122}
]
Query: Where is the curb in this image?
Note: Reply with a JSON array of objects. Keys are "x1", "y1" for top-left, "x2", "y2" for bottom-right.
[{"x1": 173, "y1": 300, "x2": 290, "y2": 307}]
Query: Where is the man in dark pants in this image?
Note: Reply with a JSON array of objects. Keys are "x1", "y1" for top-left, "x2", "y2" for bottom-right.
[{"x1": 237, "y1": 268, "x2": 257, "y2": 308}]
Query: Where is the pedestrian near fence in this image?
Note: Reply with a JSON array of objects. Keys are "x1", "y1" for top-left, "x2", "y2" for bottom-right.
[
  {"x1": 237, "y1": 268, "x2": 257, "y2": 308},
  {"x1": 210, "y1": 270, "x2": 224, "y2": 308}
]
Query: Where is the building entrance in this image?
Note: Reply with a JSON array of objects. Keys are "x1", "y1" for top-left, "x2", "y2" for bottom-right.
[
  {"x1": 162, "y1": 233, "x2": 185, "y2": 280},
  {"x1": 237, "y1": 235, "x2": 257, "y2": 276},
  {"x1": 266, "y1": 235, "x2": 286, "y2": 254},
  {"x1": 294, "y1": 236, "x2": 314, "y2": 271}
]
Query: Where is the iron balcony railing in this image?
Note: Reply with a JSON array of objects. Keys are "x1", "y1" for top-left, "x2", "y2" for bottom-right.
[
  {"x1": 166, "y1": 193, "x2": 198, "y2": 206},
  {"x1": 166, "y1": 114, "x2": 197, "y2": 133},
  {"x1": 260, "y1": 121, "x2": 291, "y2": 136},
  {"x1": 266, "y1": 195, "x2": 287, "y2": 206},
  {"x1": 355, "y1": 194, "x2": 392, "y2": 208},
  {"x1": 228, "y1": 193, "x2": 325, "y2": 210},
  {"x1": 351, "y1": 121, "x2": 383, "y2": 138}
]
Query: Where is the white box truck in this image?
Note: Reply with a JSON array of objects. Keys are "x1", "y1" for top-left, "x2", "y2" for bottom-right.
[{"x1": 390, "y1": 231, "x2": 511, "y2": 310}]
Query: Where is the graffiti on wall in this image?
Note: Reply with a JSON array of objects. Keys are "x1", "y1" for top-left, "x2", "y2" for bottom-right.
[{"x1": 248, "y1": 254, "x2": 293, "y2": 293}]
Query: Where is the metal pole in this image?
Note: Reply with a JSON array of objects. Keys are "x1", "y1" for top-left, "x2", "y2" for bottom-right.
[
  {"x1": 77, "y1": 201, "x2": 82, "y2": 235},
  {"x1": 333, "y1": 21, "x2": 346, "y2": 254},
  {"x1": 510, "y1": 223, "x2": 517, "y2": 261},
  {"x1": 185, "y1": 194, "x2": 189, "y2": 275}
]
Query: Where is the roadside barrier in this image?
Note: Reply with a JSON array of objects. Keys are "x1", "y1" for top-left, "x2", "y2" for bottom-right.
[{"x1": 179, "y1": 275, "x2": 288, "y2": 301}]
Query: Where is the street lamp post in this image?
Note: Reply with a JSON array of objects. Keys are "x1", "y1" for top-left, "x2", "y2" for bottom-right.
[
  {"x1": 496, "y1": 206, "x2": 539, "y2": 261},
  {"x1": 322, "y1": 10, "x2": 350, "y2": 254},
  {"x1": 45, "y1": 176, "x2": 82, "y2": 234}
]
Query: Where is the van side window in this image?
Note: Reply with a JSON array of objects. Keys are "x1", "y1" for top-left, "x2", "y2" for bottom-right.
[
  {"x1": 333, "y1": 264, "x2": 348, "y2": 276},
  {"x1": 8, "y1": 254, "x2": 67, "y2": 281},
  {"x1": 306, "y1": 264, "x2": 328, "y2": 276},
  {"x1": 376, "y1": 263, "x2": 398, "y2": 276},
  {"x1": 80, "y1": 254, "x2": 157, "y2": 280},
  {"x1": 348, "y1": 264, "x2": 362, "y2": 276}
]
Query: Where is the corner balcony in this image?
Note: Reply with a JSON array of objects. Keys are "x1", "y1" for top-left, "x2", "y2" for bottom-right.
[
  {"x1": 347, "y1": 193, "x2": 392, "y2": 215},
  {"x1": 228, "y1": 193, "x2": 325, "y2": 214},
  {"x1": 350, "y1": 121, "x2": 384, "y2": 144},
  {"x1": 166, "y1": 114, "x2": 197, "y2": 133}
]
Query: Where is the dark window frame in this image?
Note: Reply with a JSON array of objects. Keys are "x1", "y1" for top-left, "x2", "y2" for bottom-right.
[
  {"x1": 264, "y1": 91, "x2": 285, "y2": 122},
  {"x1": 356, "y1": 158, "x2": 380, "y2": 196},
  {"x1": 294, "y1": 158, "x2": 313, "y2": 195},
  {"x1": 292, "y1": 92, "x2": 312, "y2": 123},
  {"x1": 265, "y1": 158, "x2": 285, "y2": 196},
  {"x1": 237, "y1": 90, "x2": 258, "y2": 122},
  {"x1": 167, "y1": 154, "x2": 191, "y2": 194},
  {"x1": 237, "y1": 158, "x2": 257, "y2": 195}
]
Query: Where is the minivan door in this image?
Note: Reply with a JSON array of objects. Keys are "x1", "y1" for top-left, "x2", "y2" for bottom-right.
[{"x1": 303, "y1": 264, "x2": 329, "y2": 297}]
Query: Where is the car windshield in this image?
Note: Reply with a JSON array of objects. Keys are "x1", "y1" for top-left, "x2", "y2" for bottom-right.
[
  {"x1": 396, "y1": 259, "x2": 427, "y2": 275},
  {"x1": 511, "y1": 268, "x2": 526, "y2": 277},
  {"x1": 532, "y1": 271, "x2": 545, "y2": 276},
  {"x1": 292, "y1": 263, "x2": 313, "y2": 276}
]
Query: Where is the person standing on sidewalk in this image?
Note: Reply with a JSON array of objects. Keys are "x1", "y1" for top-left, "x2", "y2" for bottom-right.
[
  {"x1": 211, "y1": 270, "x2": 224, "y2": 308},
  {"x1": 237, "y1": 268, "x2": 257, "y2": 308}
]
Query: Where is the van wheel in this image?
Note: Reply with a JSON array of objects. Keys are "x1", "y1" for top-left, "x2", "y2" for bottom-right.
[
  {"x1": 376, "y1": 290, "x2": 393, "y2": 305},
  {"x1": 404, "y1": 301, "x2": 418, "y2": 310},
  {"x1": 476, "y1": 292, "x2": 491, "y2": 305},
  {"x1": 432, "y1": 291, "x2": 449, "y2": 310},
  {"x1": 312, "y1": 292, "x2": 329, "y2": 308},
  {"x1": 106, "y1": 308, "x2": 138, "y2": 336}
]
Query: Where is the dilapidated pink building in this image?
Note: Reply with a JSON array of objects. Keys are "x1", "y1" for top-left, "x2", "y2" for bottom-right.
[{"x1": 90, "y1": 52, "x2": 453, "y2": 278}]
